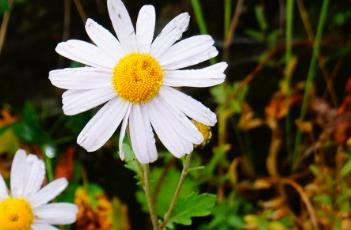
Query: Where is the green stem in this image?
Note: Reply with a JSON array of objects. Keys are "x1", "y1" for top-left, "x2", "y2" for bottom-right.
[
  {"x1": 285, "y1": 0, "x2": 294, "y2": 68},
  {"x1": 160, "y1": 154, "x2": 192, "y2": 229},
  {"x1": 293, "y1": 0, "x2": 330, "y2": 171},
  {"x1": 190, "y1": 0, "x2": 208, "y2": 34},
  {"x1": 142, "y1": 164, "x2": 159, "y2": 230},
  {"x1": 224, "y1": 0, "x2": 232, "y2": 38},
  {"x1": 44, "y1": 156, "x2": 54, "y2": 182},
  {"x1": 285, "y1": 0, "x2": 294, "y2": 160},
  {"x1": 190, "y1": 0, "x2": 216, "y2": 64}
]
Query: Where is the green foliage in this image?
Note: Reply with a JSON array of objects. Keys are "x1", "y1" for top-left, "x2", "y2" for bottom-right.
[
  {"x1": 211, "y1": 83, "x2": 249, "y2": 114},
  {"x1": 57, "y1": 161, "x2": 82, "y2": 203},
  {"x1": 64, "y1": 113, "x2": 91, "y2": 134},
  {"x1": 254, "y1": 5, "x2": 267, "y2": 31},
  {"x1": 0, "y1": 0, "x2": 9, "y2": 13},
  {"x1": 200, "y1": 194, "x2": 252, "y2": 230},
  {"x1": 332, "y1": 10, "x2": 351, "y2": 26},
  {"x1": 169, "y1": 193, "x2": 216, "y2": 225},
  {"x1": 135, "y1": 166, "x2": 198, "y2": 215},
  {"x1": 341, "y1": 155, "x2": 351, "y2": 177},
  {"x1": 123, "y1": 143, "x2": 217, "y2": 227},
  {"x1": 2, "y1": 102, "x2": 50, "y2": 145}
]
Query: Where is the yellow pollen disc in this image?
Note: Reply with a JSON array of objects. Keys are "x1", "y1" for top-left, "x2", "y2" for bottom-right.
[
  {"x1": 112, "y1": 53, "x2": 164, "y2": 104},
  {"x1": 0, "y1": 198, "x2": 34, "y2": 230}
]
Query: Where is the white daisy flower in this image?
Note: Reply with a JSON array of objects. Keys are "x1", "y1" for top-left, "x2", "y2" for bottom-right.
[
  {"x1": 49, "y1": 0, "x2": 227, "y2": 164},
  {"x1": 0, "y1": 149, "x2": 78, "y2": 230}
]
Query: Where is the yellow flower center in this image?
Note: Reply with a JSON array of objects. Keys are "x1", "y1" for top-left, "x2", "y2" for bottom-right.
[
  {"x1": 193, "y1": 121, "x2": 212, "y2": 147},
  {"x1": 112, "y1": 53, "x2": 164, "y2": 104},
  {"x1": 0, "y1": 198, "x2": 34, "y2": 230}
]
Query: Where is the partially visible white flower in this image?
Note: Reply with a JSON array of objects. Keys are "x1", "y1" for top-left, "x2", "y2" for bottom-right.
[
  {"x1": 49, "y1": 0, "x2": 227, "y2": 164},
  {"x1": 0, "y1": 149, "x2": 78, "y2": 230}
]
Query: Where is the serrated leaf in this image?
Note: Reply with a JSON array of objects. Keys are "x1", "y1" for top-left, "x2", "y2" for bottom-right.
[{"x1": 168, "y1": 193, "x2": 216, "y2": 225}]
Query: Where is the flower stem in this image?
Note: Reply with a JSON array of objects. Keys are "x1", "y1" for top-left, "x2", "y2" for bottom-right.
[
  {"x1": 285, "y1": 0, "x2": 294, "y2": 162},
  {"x1": 160, "y1": 154, "x2": 192, "y2": 229},
  {"x1": 141, "y1": 164, "x2": 159, "y2": 230},
  {"x1": 293, "y1": 0, "x2": 330, "y2": 171},
  {"x1": 224, "y1": 0, "x2": 232, "y2": 38},
  {"x1": 44, "y1": 156, "x2": 54, "y2": 182},
  {"x1": 0, "y1": 0, "x2": 13, "y2": 56},
  {"x1": 190, "y1": 0, "x2": 208, "y2": 34}
]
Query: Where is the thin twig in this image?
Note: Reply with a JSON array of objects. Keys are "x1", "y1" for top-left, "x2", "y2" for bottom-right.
[
  {"x1": 266, "y1": 120, "x2": 282, "y2": 177},
  {"x1": 223, "y1": 0, "x2": 245, "y2": 60},
  {"x1": 160, "y1": 154, "x2": 192, "y2": 229},
  {"x1": 0, "y1": 0, "x2": 13, "y2": 56},
  {"x1": 296, "y1": 0, "x2": 337, "y2": 106},
  {"x1": 280, "y1": 178, "x2": 320, "y2": 230},
  {"x1": 293, "y1": 0, "x2": 330, "y2": 171},
  {"x1": 284, "y1": 0, "x2": 294, "y2": 158},
  {"x1": 63, "y1": 0, "x2": 71, "y2": 41},
  {"x1": 224, "y1": 0, "x2": 232, "y2": 38},
  {"x1": 141, "y1": 164, "x2": 159, "y2": 230},
  {"x1": 58, "y1": 0, "x2": 72, "y2": 67},
  {"x1": 73, "y1": 0, "x2": 87, "y2": 24}
]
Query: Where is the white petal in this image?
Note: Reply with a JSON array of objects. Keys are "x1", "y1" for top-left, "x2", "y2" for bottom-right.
[
  {"x1": 62, "y1": 88, "x2": 116, "y2": 116},
  {"x1": 77, "y1": 97, "x2": 129, "y2": 152},
  {"x1": 156, "y1": 96, "x2": 203, "y2": 143},
  {"x1": 164, "y1": 46, "x2": 218, "y2": 70},
  {"x1": 55, "y1": 40, "x2": 115, "y2": 69},
  {"x1": 85, "y1": 18, "x2": 125, "y2": 61},
  {"x1": 22, "y1": 155, "x2": 45, "y2": 198},
  {"x1": 129, "y1": 105, "x2": 158, "y2": 164},
  {"x1": 29, "y1": 178, "x2": 68, "y2": 208},
  {"x1": 160, "y1": 87, "x2": 217, "y2": 126},
  {"x1": 164, "y1": 62, "x2": 227, "y2": 87},
  {"x1": 49, "y1": 67, "x2": 112, "y2": 90},
  {"x1": 136, "y1": 5, "x2": 156, "y2": 52},
  {"x1": 147, "y1": 97, "x2": 201, "y2": 158},
  {"x1": 118, "y1": 105, "x2": 131, "y2": 160},
  {"x1": 160, "y1": 35, "x2": 217, "y2": 69},
  {"x1": 151, "y1": 13, "x2": 190, "y2": 58},
  {"x1": 107, "y1": 0, "x2": 137, "y2": 52},
  {"x1": 32, "y1": 223, "x2": 58, "y2": 230},
  {"x1": 0, "y1": 174, "x2": 8, "y2": 200},
  {"x1": 35, "y1": 203, "x2": 78, "y2": 225},
  {"x1": 10, "y1": 149, "x2": 27, "y2": 197}
]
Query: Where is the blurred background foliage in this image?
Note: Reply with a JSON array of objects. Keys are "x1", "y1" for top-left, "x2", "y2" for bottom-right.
[{"x1": 1, "y1": 0, "x2": 351, "y2": 229}]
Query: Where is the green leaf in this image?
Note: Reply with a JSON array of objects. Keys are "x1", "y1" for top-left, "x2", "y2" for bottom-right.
[
  {"x1": 244, "y1": 29, "x2": 264, "y2": 42},
  {"x1": 65, "y1": 112, "x2": 91, "y2": 134},
  {"x1": 0, "y1": 0, "x2": 9, "y2": 13},
  {"x1": 227, "y1": 215, "x2": 245, "y2": 228},
  {"x1": 313, "y1": 195, "x2": 332, "y2": 205},
  {"x1": 254, "y1": 5, "x2": 267, "y2": 31},
  {"x1": 211, "y1": 84, "x2": 226, "y2": 104},
  {"x1": 0, "y1": 123, "x2": 13, "y2": 136},
  {"x1": 168, "y1": 193, "x2": 216, "y2": 225},
  {"x1": 136, "y1": 167, "x2": 198, "y2": 215},
  {"x1": 309, "y1": 164, "x2": 320, "y2": 177},
  {"x1": 123, "y1": 143, "x2": 142, "y2": 178},
  {"x1": 341, "y1": 159, "x2": 351, "y2": 177}
]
